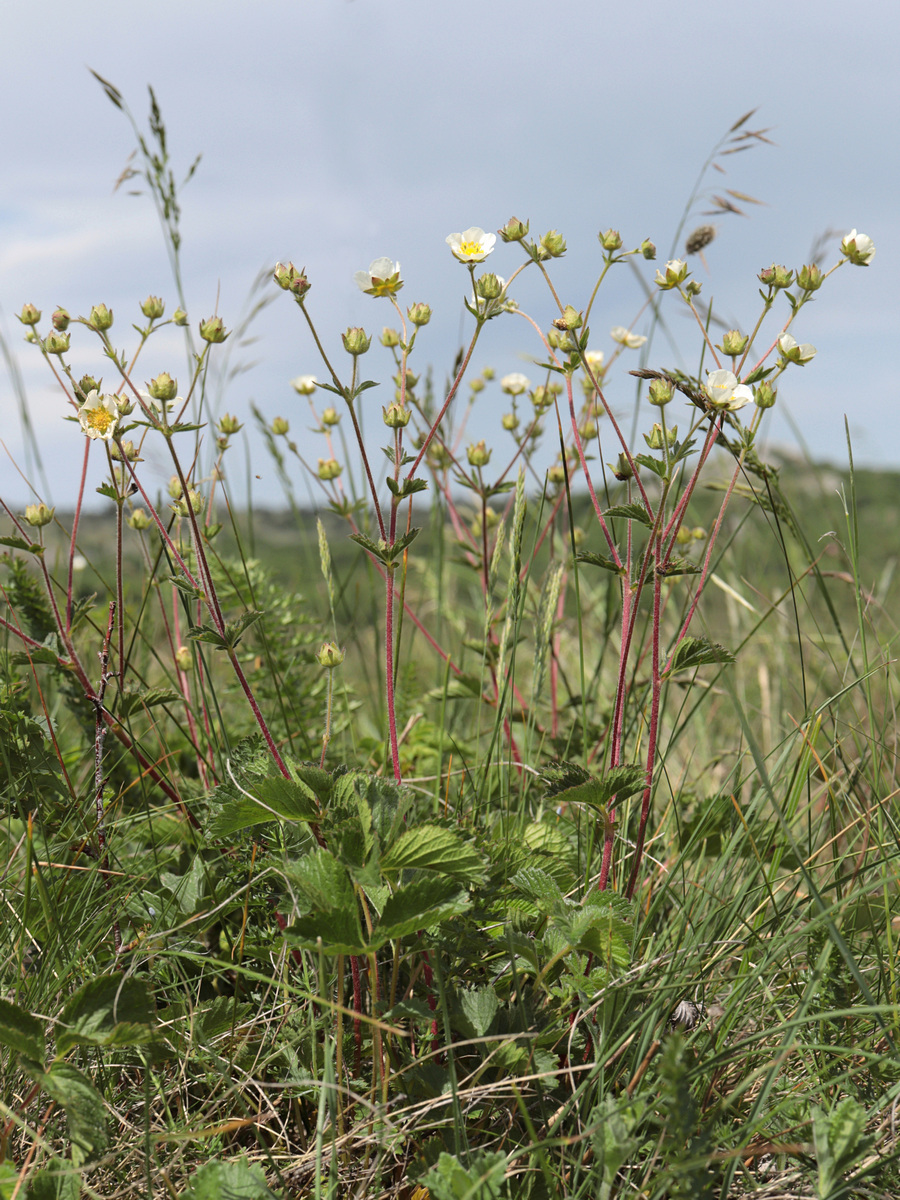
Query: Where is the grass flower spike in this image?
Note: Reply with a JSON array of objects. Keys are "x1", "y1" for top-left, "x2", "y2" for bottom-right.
[
  {"x1": 446, "y1": 227, "x2": 496, "y2": 263},
  {"x1": 354, "y1": 258, "x2": 403, "y2": 297},
  {"x1": 77, "y1": 390, "x2": 119, "y2": 440}
]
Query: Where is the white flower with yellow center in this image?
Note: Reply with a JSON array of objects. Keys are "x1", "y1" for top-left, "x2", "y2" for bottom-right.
[
  {"x1": 584, "y1": 350, "x2": 605, "y2": 372},
  {"x1": 704, "y1": 369, "x2": 753, "y2": 412},
  {"x1": 446, "y1": 227, "x2": 497, "y2": 263},
  {"x1": 610, "y1": 326, "x2": 647, "y2": 349},
  {"x1": 500, "y1": 372, "x2": 531, "y2": 395},
  {"x1": 77, "y1": 390, "x2": 119, "y2": 440},
  {"x1": 354, "y1": 258, "x2": 403, "y2": 297},
  {"x1": 291, "y1": 375, "x2": 318, "y2": 395}
]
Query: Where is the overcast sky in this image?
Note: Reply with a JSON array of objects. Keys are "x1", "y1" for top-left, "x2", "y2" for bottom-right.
[{"x1": 1, "y1": 0, "x2": 897, "y2": 511}]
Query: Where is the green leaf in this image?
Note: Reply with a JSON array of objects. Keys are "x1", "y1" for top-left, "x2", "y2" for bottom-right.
[
  {"x1": 0, "y1": 996, "x2": 45, "y2": 1068},
  {"x1": 542, "y1": 763, "x2": 645, "y2": 812},
  {"x1": 575, "y1": 551, "x2": 622, "y2": 574},
  {"x1": 373, "y1": 877, "x2": 470, "y2": 944},
  {"x1": 422, "y1": 1150, "x2": 508, "y2": 1200},
  {"x1": 510, "y1": 866, "x2": 566, "y2": 913},
  {"x1": 185, "y1": 623, "x2": 230, "y2": 649},
  {"x1": 56, "y1": 976, "x2": 154, "y2": 1055},
  {"x1": 454, "y1": 987, "x2": 500, "y2": 1039},
  {"x1": 666, "y1": 636, "x2": 735, "y2": 675},
  {"x1": 184, "y1": 1158, "x2": 281, "y2": 1199},
  {"x1": 813, "y1": 1098, "x2": 873, "y2": 1198},
  {"x1": 22, "y1": 1161, "x2": 80, "y2": 1200},
  {"x1": 39, "y1": 1063, "x2": 107, "y2": 1168},
  {"x1": 117, "y1": 685, "x2": 182, "y2": 718},
  {"x1": 381, "y1": 825, "x2": 484, "y2": 883},
  {"x1": 285, "y1": 905, "x2": 366, "y2": 955},
  {"x1": 655, "y1": 556, "x2": 700, "y2": 578},
  {"x1": 168, "y1": 575, "x2": 204, "y2": 599},
  {"x1": 288, "y1": 848, "x2": 355, "y2": 911},
  {"x1": 208, "y1": 774, "x2": 322, "y2": 836},
  {"x1": 633, "y1": 454, "x2": 669, "y2": 479},
  {"x1": 602, "y1": 503, "x2": 652, "y2": 528},
  {"x1": 0, "y1": 535, "x2": 44, "y2": 554}
]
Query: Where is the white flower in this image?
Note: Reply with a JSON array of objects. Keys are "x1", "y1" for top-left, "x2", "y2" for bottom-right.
[
  {"x1": 77, "y1": 390, "x2": 119, "y2": 441},
  {"x1": 291, "y1": 375, "x2": 318, "y2": 395},
  {"x1": 501, "y1": 372, "x2": 531, "y2": 396},
  {"x1": 354, "y1": 258, "x2": 403, "y2": 297},
  {"x1": 840, "y1": 229, "x2": 875, "y2": 266},
  {"x1": 584, "y1": 350, "x2": 605, "y2": 372},
  {"x1": 704, "y1": 369, "x2": 753, "y2": 412},
  {"x1": 446, "y1": 227, "x2": 497, "y2": 263},
  {"x1": 610, "y1": 326, "x2": 647, "y2": 350},
  {"x1": 777, "y1": 333, "x2": 817, "y2": 365}
]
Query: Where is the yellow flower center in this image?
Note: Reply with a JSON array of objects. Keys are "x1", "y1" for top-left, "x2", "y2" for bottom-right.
[
  {"x1": 87, "y1": 407, "x2": 115, "y2": 434},
  {"x1": 459, "y1": 240, "x2": 482, "y2": 257}
]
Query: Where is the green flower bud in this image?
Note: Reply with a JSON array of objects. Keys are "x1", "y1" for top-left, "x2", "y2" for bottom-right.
[
  {"x1": 501, "y1": 412, "x2": 520, "y2": 431},
  {"x1": 342, "y1": 326, "x2": 372, "y2": 356},
  {"x1": 110, "y1": 439, "x2": 140, "y2": 462},
  {"x1": 675, "y1": 526, "x2": 692, "y2": 545},
  {"x1": 24, "y1": 502, "x2": 54, "y2": 528},
  {"x1": 796, "y1": 264, "x2": 823, "y2": 292},
  {"x1": 645, "y1": 422, "x2": 677, "y2": 450},
  {"x1": 141, "y1": 295, "x2": 165, "y2": 319},
  {"x1": 475, "y1": 273, "x2": 502, "y2": 300},
  {"x1": 466, "y1": 440, "x2": 492, "y2": 468},
  {"x1": 482, "y1": 366, "x2": 495, "y2": 381},
  {"x1": 407, "y1": 301, "x2": 432, "y2": 326},
  {"x1": 167, "y1": 475, "x2": 184, "y2": 500},
  {"x1": 218, "y1": 413, "x2": 242, "y2": 435},
  {"x1": 499, "y1": 216, "x2": 529, "y2": 242},
  {"x1": 88, "y1": 303, "x2": 114, "y2": 331},
  {"x1": 148, "y1": 372, "x2": 178, "y2": 401},
  {"x1": 17, "y1": 303, "x2": 41, "y2": 327},
  {"x1": 580, "y1": 420, "x2": 597, "y2": 440},
  {"x1": 317, "y1": 457, "x2": 342, "y2": 480},
  {"x1": 172, "y1": 488, "x2": 204, "y2": 517},
  {"x1": 547, "y1": 463, "x2": 566, "y2": 486},
  {"x1": 321, "y1": 407, "x2": 340, "y2": 426},
  {"x1": 380, "y1": 327, "x2": 400, "y2": 348},
  {"x1": 691, "y1": 527, "x2": 707, "y2": 541},
  {"x1": 52, "y1": 307, "x2": 70, "y2": 331},
  {"x1": 174, "y1": 645, "x2": 192, "y2": 672},
  {"x1": 274, "y1": 262, "x2": 311, "y2": 298},
  {"x1": 553, "y1": 304, "x2": 583, "y2": 331},
  {"x1": 427, "y1": 443, "x2": 453, "y2": 470},
  {"x1": 719, "y1": 330, "x2": 749, "y2": 356},
  {"x1": 128, "y1": 508, "x2": 153, "y2": 531},
  {"x1": 44, "y1": 330, "x2": 70, "y2": 355},
  {"x1": 640, "y1": 239, "x2": 657, "y2": 260},
  {"x1": 199, "y1": 315, "x2": 228, "y2": 344},
  {"x1": 469, "y1": 377, "x2": 485, "y2": 394},
  {"x1": 271, "y1": 416, "x2": 290, "y2": 436},
  {"x1": 598, "y1": 228, "x2": 623, "y2": 252},
  {"x1": 539, "y1": 229, "x2": 567, "y2": 259},
  {"x1": 648, "y1": 378, "x2": 674, "y2": 407},
  {"x1": 758, "y1": 264, "x2": 793, "y2": 290},
  {"x1": 609, "y1": 453, "x2": 633, "y2": 481},
  {"x1": 383, "y1": 403, "x2": 411, "y2": 428},
  {"x1": 316, "y1": 641, "x2": 345, "y2": 669},
  {"x1": 77, "y1": 375, "x2": 100, "y2": 400},
  {"x1": 393, "y1": 369, "x2": 418, "y2": 392},
  {"x1": 684, "y1": 280, "x2": 703, "y2": 297},
  {"x1": 532, "y1": 385, "x2": 554, "y2": 413},
  {"x1": 173, "y1": 307, "x2": 189, "y2": 326},
  {"x1": 754, "y1": 382, "x2": 777, "y2": 410},
  {"x1": 116, "y1": 395, "x2": 135, "y2": 416}
]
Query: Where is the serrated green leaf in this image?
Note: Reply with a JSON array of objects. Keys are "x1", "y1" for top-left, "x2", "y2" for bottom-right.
[
  {"x1": 381, "y1": 825, "x2": 484, "y2": 883},
  {"x1": 184, "y1": 1158, "x2": 281, "y2": 1199},
  {"x1": 288, "y1": 848, "x2": 355, "y2": 911},
  {"x1": 117, "y1": 685, "x2": 182, "y2": 719},
  {"x1": 603, "y1": 503, "x2": 652, "y2": 527},
  {"x1": 285, "y1": 905, "x2": 366, "y2": 955},
  {"x1": 575, "y1": 551, "x2": 622, "y2": 574},
  {"x1": 168, "y1": 575, "x2": 204, "y2": 599},
  {"x1": 373, "y1": 877, "x2": 469, "y2": 944},
  {"x1": 510, "y1": 867, "x2": 566, "y2": 912},
  {"x1": 455, "y1": 987, "x2": 500, "y2": 1039},
  {"x1": 22, "y1": 1160, "x2": 80, "y2": 1200},
  {"x1": 39, "y1": 1063, "x2": 107, "y2": 1168},
  {"x1": 423, "y1": 1150, "x2": 508, "y2": 1200},
  {"x1": 185, "y1": 623, "x2": 230, "y2": 649},
  {"x1": 56, "y1": 976, "x2": 154, "y2": 1055},
  {"x1": 633, "y1": 454, "x2": 669, "y2": 479},
  {"x1": 0, "y1": 996, "x2": 45, "y2": 1067},
  {"x1": 666, "y1": 636, "x2": 735, "y2": 674},
  {"x1": 546, "y1": 764, "x2": 645, "y2": 812},
  {"x1": 0, "y1": 536, "x2": 44, "y2": 554}
]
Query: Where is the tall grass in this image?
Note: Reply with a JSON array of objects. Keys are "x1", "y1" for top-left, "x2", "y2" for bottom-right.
[{"x1": 0, "y1": 83, "x2": 895, "y2": 1200}]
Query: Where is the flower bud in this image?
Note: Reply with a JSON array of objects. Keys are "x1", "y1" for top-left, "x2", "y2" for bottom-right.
[
  {"x1": 199, "y1": 315, "x2": 228, "y2": 344},
  {"x1": 271, "y1": 416, "x2": 290, "y2": 436},
  {"x1": 275, "y1": 262, "x2": 312, "y2": 298},
  {"x1": 141, "y1": 295, "x2": 165, "y2": 319},
  {"x1": 88, "y1": 304, "x2": 114, "y2": 331},
  {"x1": 501, "y1": 412, "x2": 520, "y2": 431},
  {"x1": 684, "y1": 225, "x2": 716, "y2": 256},
  {"x1": 580, "y1": 420, "x2": 598, "y2": 440},
  {"x1": 17, "y1": 303, "x2": 41, "y2": 327},
  {"x1": 648, "y1": 378, "x2": 674, "y2": 407},
  {"x1": 168, "y1": 475, "x2": 184, "y2": 500},
  {"x1": 501, "y1": 372, "x2": 530, "y2": 396},
  {"x1": 645, "y1": 422, "x2": 678, "y2": 450},
  {"x1": 499, "y1": 216, "x2": 529, "y2": 242},
  {"x1": 110, "y1": 439, "x2": 140, "y2": 462},
  {"x1": 148, "y1": 372, "x2": 178, "y2": 402},
  {"x1": 796, "y1": 264, "x2": 823, "y2": 292},
  {"x1": 45, "y1": 330, "x2": 70, "y2": 355},
  {"x1": 609, "y1": 453, "x2": 633, "y2": 481},
  {"x1": 482, "y1": 367, "x2": 495, "y2": 381},
  {"x1": 291, "y1": 374, "x2": 318, "y2": 395},
  {"x1": 538, "y1": 229, "x2": 567, "y2": 259},
  {"x1": 758, "y1": 264, "x2": 793, "y2": 289},
  {"x1": 383, "y1": 403, "x2": 411, "y2": 428},
  {"x1": 322, "y1": 407, "x2": 340, "y2": 426},
  {"x1": 24, "y1": 502, "x2": 54, "y2": 528},
  {"x1": 754, "y1": 382, "x2": 777, "y2": 409},
  {"x1": 466, "y1": 440, "x2": 492, "y2": 468},
  {"x1": 532, "y1": 385, "x2": 554, "y2": 413},
  {"x1": 317, "y1": 457, "x2": 342, "y2": 480},
  {"x1": 655, "y1": 259, "x2": 689, "y2": 289},
  {"x1": 553, "y1": 304, "x2": 583, "y2": 331},
  {"x1": 393, "y1": 369, "x2": 418, "y2": 392},
  {"x1": 719, "y1": 330, "x2": 749, "y2": 356},
  {"x1": 840, "y1": 229, "x2": 875, "y2": 266},
  {"x1": 172, "y1": 488, "x2": 204, "y2": 517},
  {"x1": 684, "y1": 280, "x2": 703, "y2": 298},
  {"x1": 316, "y1": 641, "x2": 345, "y2": 668},
  {"x1": 77, "y1": 375, "x2": 100, "y2": 400},
  {"x1": 640, "y1": 239, "x2": 657, "y2": 260},
  {"x1": 173, "y1": 307, "x2": 189, "y2": 326},
  {"x1": 427, "y1": 443, "x2": 453, "y2": 470},
  {"x1": 116, "y1": 395, "x2": 135, "y2": 416},
  {"x1": 598, "y1": 228, "x2": 623, "y2": 251},
  {"x1": 381, "y1": 327, "x2": 400, "y2": 348},
  {"x1": 52, "y1": 307, "x2": 70, "y2": 331},
  {"x1": 218, "y1": 413, "x2": 243, "y2": 435},
  {"x1": 128, "y1": 508, "x2": 153, "y2": 531},
  {"x1": 475, "y1": 273, "x2": 502, "y2": 300},
  {"x1": 676, "y1": 526, "x2": 692, "y2": 546},
  {"x1": 407, "y1": 301, "x2": 432, "y2": 326},
  {"x1": 174, "y1": 646, "x2": 192, "y2": 672},
  {"x1": 342, "y1": 326, "x2": 371, "y2": 356},
  {"x1": 469, "y1": 377, "x2": 485, "y2": 394}
]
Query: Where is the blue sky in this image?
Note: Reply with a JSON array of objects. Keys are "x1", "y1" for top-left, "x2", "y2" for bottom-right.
[{"x1": 1, "y1": 0, "x2": 897, "y2": 509}]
